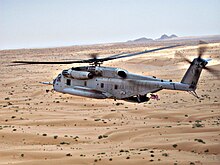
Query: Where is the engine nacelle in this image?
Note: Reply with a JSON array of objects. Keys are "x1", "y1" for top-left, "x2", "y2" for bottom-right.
[
  {"x1": 117, "y1": 69, "x2": 127, "y2": 78},
  {"x1": 70, "y1": 70, "x2": 93, "y2": 80},
  {"x1": 62, "y1": 70, "x2": 93, "y2": 80}
]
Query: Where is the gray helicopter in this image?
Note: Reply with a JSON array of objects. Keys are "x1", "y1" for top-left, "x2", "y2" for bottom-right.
[{"x1": 13, "y1": 43, "x2": 216, "y2": 103}]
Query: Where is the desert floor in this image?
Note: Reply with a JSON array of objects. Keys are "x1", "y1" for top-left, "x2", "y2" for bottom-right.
[{"x1": 0, "y1": 42, "x2": 220, "y2": 165}]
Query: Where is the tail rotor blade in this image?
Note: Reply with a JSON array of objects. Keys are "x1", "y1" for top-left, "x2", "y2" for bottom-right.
[
  {"x1": 204, "y1": 58, "x2": 212, "y2": 62},
  {"x1": 198, "y1": 41, "x2": 208, "y2": 59},
  {"x1": 176, "y1": 51, "x2": 192, "y2": 64},
  {"x1": 198, "y1": 46, "x2": 207, "y2": 59},
  {"x1": 183, "y1": 57, "x2": 192, "y2": 64},
  {"x1": 204, "y1": 66, "x2": 219, "y2": 77}
]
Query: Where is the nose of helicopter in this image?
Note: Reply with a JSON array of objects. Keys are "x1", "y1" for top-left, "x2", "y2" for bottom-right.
[
  {"x1": 52, "y1": 74, "x2": 62, "y2": 91},
  {"x1": 52, "y1": 78, "x2": 56, "y2": 87}
]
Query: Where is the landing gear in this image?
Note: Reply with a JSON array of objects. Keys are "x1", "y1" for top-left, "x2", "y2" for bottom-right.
[
  {"x1": 137, "y1": 95, "x2": 150, "y2": 103},
  {"x1": 124, "y1": 94, "x2": 160, "y2": 103},
  {"x1": 150, "y1": 94, "x2": 160, "y2": 100}
]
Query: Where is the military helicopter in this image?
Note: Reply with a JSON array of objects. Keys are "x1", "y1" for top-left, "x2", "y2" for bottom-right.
[{"x1": 13, "y1": 43, "x2": 216, "y2": 103}]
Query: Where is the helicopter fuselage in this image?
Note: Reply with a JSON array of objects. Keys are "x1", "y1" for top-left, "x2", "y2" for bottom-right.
[{"x1": 53, "y1": 65, "x2": 192, "y2": 103}]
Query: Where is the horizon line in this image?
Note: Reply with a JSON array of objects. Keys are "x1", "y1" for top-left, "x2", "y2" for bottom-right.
[{"x1": 1, "y1": 33, "x2": 220, "y2": 51}]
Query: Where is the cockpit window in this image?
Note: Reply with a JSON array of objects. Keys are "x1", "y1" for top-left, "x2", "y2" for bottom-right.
[
  {"x1": 57, "y1": 74, "x2": 61, "y2": 82},
  {"x1": 53, "y1": 74, "x2": 61, "y2": 85}
]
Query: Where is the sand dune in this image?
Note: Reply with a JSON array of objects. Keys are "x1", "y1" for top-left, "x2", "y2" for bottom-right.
[{"x1": 0, "y1": 42, "x2": 220, "y2": 165}]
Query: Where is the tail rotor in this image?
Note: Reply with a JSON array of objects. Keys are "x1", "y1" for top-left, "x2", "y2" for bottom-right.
[
  {"x1": 181, "y1": 41, "x2": 218, "y2": 76},
  {"x1": 180, "y1": 41, "x2": 218, "y2": 90}
]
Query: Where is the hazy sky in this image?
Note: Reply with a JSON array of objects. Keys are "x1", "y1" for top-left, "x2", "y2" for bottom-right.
[{"x1": 1, "y1": 0, "x2": 220, "y2": 49}]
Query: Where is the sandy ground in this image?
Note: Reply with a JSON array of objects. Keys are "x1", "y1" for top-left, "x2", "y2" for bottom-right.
[{"x1": 0, "y1": 42, "x2": 220, "y2": 165}]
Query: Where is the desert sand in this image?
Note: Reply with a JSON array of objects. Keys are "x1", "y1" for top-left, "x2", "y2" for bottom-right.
[{"x1": 0, "y1": 42, "x2": 220, "y2": 165}]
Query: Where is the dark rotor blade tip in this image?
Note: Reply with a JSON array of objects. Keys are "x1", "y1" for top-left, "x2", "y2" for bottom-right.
[{"x1": 198, "y1": 40, "x2": 208, "y2": 59}]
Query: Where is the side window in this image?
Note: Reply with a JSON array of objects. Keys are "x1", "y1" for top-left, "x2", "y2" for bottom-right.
[
  {"x1": 114, "y1": 85, "x2": 118, "y2": 89},
  {"x1": 101, "y1": 83, "x2": 104, "y2": 88},
  {"x1": 84, "y1": 81, "x2": 87, "y2": 86},
  {"x1": 66, "y1": 79, "x2": 71, "y2": 86}
]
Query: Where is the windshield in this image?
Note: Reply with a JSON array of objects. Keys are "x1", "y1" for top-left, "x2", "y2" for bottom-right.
[{"x1": 53, "y1": 74, "x2": 61, "y2": 86}]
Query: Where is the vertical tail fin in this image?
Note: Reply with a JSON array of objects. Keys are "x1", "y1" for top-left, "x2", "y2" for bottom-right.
[{"x1": 181, "y1": 58, "x2": 208, "y2": 90}]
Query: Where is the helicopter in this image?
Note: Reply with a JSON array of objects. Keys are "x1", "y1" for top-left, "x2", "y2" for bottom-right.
[{"x1": 13, "y1": 43, "x2": 216, "y2": 103}]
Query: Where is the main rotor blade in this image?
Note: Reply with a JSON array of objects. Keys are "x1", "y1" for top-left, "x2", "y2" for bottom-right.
[
  {"x1": 12, "y1": 45, "x2": 181, "y2": 65},
  {"x1": 103, "y1": 52, "x2": 127, "y2": 59},
  {"x1": 12, "y1": 53, "x2": 126, "y2": 65},
  {"x1": 101, "y1": 44, "x2": 181, "y2": 62},
  {"x1": 12, "y1": 60, "x2": 89, "y2": 64}
]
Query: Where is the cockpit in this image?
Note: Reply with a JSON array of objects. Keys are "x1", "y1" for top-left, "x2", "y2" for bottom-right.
[{"x1": 53, "y1": 74, "x2": 62, "y2": 86}]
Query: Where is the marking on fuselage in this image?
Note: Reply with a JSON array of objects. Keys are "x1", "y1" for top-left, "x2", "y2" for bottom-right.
[{"x1": 172, "y1": 83, "x2": 176, "y2": 90}]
